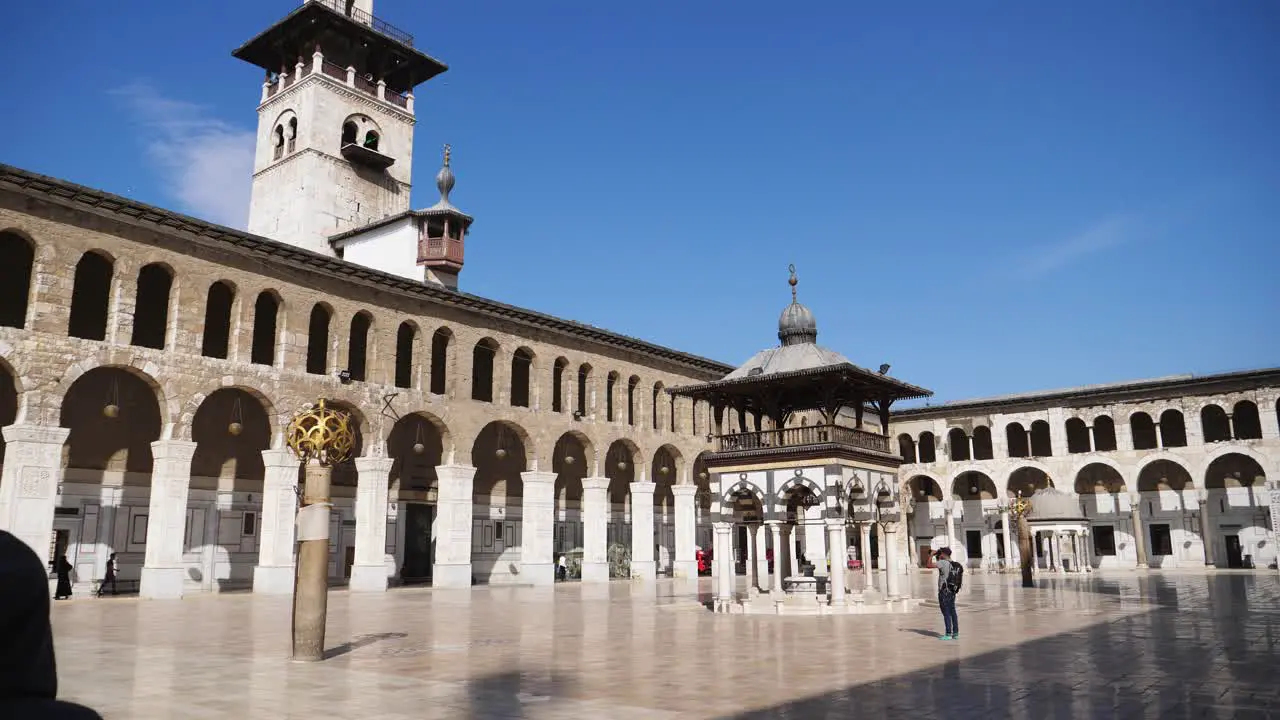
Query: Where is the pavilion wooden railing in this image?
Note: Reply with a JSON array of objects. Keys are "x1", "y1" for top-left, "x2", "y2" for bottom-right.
[{"x1": 715, "y1": 425, "x2": 890, "y2": 454}]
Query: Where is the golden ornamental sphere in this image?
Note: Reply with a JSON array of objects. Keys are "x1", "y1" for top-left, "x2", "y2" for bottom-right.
[
  {"x1": 1011, "y1": 497, "x2": 1032, "y2": 517},
  {"x1": 228, "y1": 422, "x2": 243, "y2": 437},
  {"x1": 102, "y1": 404, "x2": 120, "y2": 419},
  {"x1": 285, "y1": 399, "x2": 355, "y2": 467}
]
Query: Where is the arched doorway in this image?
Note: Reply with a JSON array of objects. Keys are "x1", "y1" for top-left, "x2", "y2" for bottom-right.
[
  {"x1": 387, "y1": 412, "x2": 447, "y2": 584},
  {"x1": 551, "y1": 432, "x2": 592, "y2": 568},
  {"x1": 1204, "y1": 453, "x2": 1268, "y2": 569},
  {"x1": 1135, "y1": 459, "x2": 1194, "y2": 568},
  {"x1": 471, "y1": 420, "x2": 529, "y2": 583},
  {"x1": 651, "y1": 445, "x2": 682, "y2": 575},
  {"x1": 603, "y1": 439, "x2": 638, "y2": 575},
  {"x1": 1073, "y1": 463, "x2": 1126, "y2": 568}
]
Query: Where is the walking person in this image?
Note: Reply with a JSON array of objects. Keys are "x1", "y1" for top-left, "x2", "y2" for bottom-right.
[
  {"x1": 53, "y1": 554, "x2": 73, "y2": 601},
  {"x1": 97, "y1": 553, "x2": 118, "y2": 597},
  {"x1": 935, "y1": 547, "x2": 963, "y2": 640},
  {"x1": 556, "y1": 553, "x2": 567, "y2": 582}
]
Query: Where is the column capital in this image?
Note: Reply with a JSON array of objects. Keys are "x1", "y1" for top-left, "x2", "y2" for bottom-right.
[
  {"x1": 151, "y1": 439, "x2": 198, "y2": 460},
  {"x1": 583, "y1": 476, "x2": 610, "y2": 491},
  {"x1": 262, "y1": 448, "x2": 298, "y2": 468},
  {"x1": 520, "y1": 470, "x2": 557, "y2": 485},
  {"x1": 1128, "y1": 491, "x2": 1142, "y2": 505},
  {"x1": 354, "y1": 455, "x2": 395, "y2": 474},
  {"x1": 1, "y1": 423, "x2": 70, "y2": 445},
  {"x1": 629, "y1": 481, "x2": 656, "y2": 494},
  {"x1": 437, "y1": 464, "x2": 477, "y2": 481},
  {"x1": 764, "y1": 518, "x2": 782, "y2": 527},
  {"x1": 672, "y1": 485, "x2": 697, "y2": 498},
  {"x1": 824, "y1": 518, "x2": 845, "y2": 529}
]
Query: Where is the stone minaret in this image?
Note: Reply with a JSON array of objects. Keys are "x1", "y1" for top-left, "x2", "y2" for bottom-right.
[{"x1": 232, "y1": 0, "x2": 448, "y2": 254}]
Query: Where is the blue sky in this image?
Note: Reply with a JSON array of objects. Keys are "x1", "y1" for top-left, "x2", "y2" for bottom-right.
[{"x1": 1, "y1": 1, "x2": 1276, "y2": 404}]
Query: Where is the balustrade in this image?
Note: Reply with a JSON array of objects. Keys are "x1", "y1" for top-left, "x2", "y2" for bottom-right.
[{"x1": 715, "y1": 424, "x2": 890, "y2": 454}]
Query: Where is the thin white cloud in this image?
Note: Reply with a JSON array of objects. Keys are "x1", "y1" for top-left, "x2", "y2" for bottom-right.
[
  {"x1": 1019, "y1": 216, "x2": 1137, "y2": 277},
  {"x1": 110, "y1": 82, "x2": 254, "y2": 229}
]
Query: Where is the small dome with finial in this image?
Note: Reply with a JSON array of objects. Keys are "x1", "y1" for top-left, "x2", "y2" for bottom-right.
[
  {"x1": 435, "y1": 144, "x2": 455, "y2": 203},
  {"x1": 778, "y1": 264, "x2": 817, "y2": 346}
]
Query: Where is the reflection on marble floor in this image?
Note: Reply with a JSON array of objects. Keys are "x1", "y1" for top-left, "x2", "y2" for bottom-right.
[{"x1": 51, "y1": 571, "x2": 1280, "y2": 719}]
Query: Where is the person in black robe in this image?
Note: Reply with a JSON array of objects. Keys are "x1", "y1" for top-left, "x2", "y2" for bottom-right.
[
  {"x1": 0, "y1": 530, "x2": 103, "y2": 718},
  {"x1": 53, "y1": 554, "x2": 72, "y2": 600}
]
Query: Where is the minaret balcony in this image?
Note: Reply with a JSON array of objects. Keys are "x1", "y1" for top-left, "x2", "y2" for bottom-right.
[
  {"x1": 262, "y1": 58, "x2": 413, "y2": 113},
  {"x1": 418, "y1": 235, "x2": 464, "y2": 269},
  {"x1": 715, "y1": 424, "x2": 891, "y2": 457}
]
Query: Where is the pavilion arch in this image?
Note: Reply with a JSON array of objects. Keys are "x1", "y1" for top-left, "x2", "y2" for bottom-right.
[
  {"x1": 604, "y1": 438, "x2": 640, "y2": 506},
  {"x1": 60, "y1": 366, "x2": 165, "y2": 480},
  {"x1": 1137, "y1": 459, "x2": 1193, "y2": 493},
  {"x1": 897, "y1": 433, "x2": 917, "y2": 463},
  {"x1": 387, "y1": 411, "x2": 448, "y2": 497},
  {"x1": 1074, "y1": 462, "x2": 1126, "y2": 495},
  {"x1": 429, "y1": 326, "x2": 453, "y2": 395},
  {"x1": 774, "y1": 472, "x2": 823, "y2": 516},
  {"x1": 189, "y1": 388, "x2": 272, "y2": 490},
  {"x1": 0, "y1": 359, "x2": 18, "y2": 466},
  {"x1": 510, "y1": 346, "x2": 534, "y2": 408},
  {"x1": 393, "y1": 320, "x2": 419, "y2": 390},
  {"x1": 67, "y1": 250, "x2": 114, "y2": 341},
  {"x1": 471, "y1": 420, "x2": 530, "y2": 503},
  {"x1": 905, "y1": 474, "x2": 944, "y2": 502},
  {"x1": 471, "y1": 337, "x2": 499, "y2": 403},
  {"x1": 1007, "y1": 465, "x2": 1053, "y2": 498},
  {"x1": 0, "y1": 229, "x2": 34, "y2": 329},
  {"x1": 1232, "y1": 400, "x2": 1263, "y2": 440},
  {"x1": 652, "y1": 444, "x2": 681, "y2": 512},
  {"x1": 1204, "y1": 452, "x2": 1267, "y2": 489},
  {"x1": 321, "y1": 398, "x2": 366, "y2": 487},
  {"x1": 551, "y1": 431, "x2": 593, "y2": 509},
  {"x1": 952, "y1": 471, "x2": 997, "y2": 501},
  {"x1": 719, "y1": 477, "x2": 766, "y2": 508}
]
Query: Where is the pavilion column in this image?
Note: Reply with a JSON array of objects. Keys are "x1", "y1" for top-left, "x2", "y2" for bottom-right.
[
  {"x1": 672, "y1": 486, "x2": 698, "y2": 579},
  {"x1": 140, "y1": 440, "x2": 199, "y2": 599},
  {"x1": 826, "y1": 520, "x2": 846, "y2": 605},
  {"x1": 1129, "y1": 492, "x2": 1148, "y2": 569},
  {"x1": 1080, "y1": 529, "x2": 1093, "y2": 571},
  {"x1": 805, "y1": 506, "x2": 827, "y2": 579},
  {"x1": 0, "y1": 424, "x2": 70, "y2": 567},
  {"x1": 581, "y1": 477, "x2": 610, "y2": 582},
  {"x1": 1197, "y1": 489, "x2": 1215, "y2": 567},
  {"x1": 883, "y1": 521, "x2": 902, "y2": 599},
  {"x1": 254, "y1": 449, "x2": 299, "y2": 594},
  {"x1": 784, "y1": 524, "x2": 799, "y2": 579},
  {"x1": 754, "y1": 521, "x2": 769, "y2": 586},
  {"x1": 519, "y1": 471, "x2": 556, "y2": 586},
  {"x1": 767, "y1": 521, "x2": 783, "y2": 594},
  {"x1": 745, "y1": 524, "x2": 758, "y2": 589},
  {"x1": 432, "y1": 464, "x2": 476, "y2": 588},
  {"x1": 1001, "y1": 508, "x2": 1014, "y2": 571},
  {"x1": 629, "y1": 481, "x2": 656, "y2": 580},
  {"x1": 350, "y1": 456, "x2": 394, "y2": 591},
  {"x1": 861, "y1": 521, "x2": 874, "y2": 588},
  {"x1": 943, "y1": 500, "x2": 957, "y2": 549},
  {"x1": 713, "y1": 522, "x2": 734, "y2": 609}
]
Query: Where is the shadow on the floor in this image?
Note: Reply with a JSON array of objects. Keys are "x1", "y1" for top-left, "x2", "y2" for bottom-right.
[
  {"x1": 324, "y1": 631, "x2": 408, "y2": 659},
  {"x1": 465, "y1": 670, "x2": 573, "y2": 719}
]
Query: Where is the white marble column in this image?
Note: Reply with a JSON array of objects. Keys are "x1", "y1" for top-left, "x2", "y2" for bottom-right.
[
  {"x1": 520, "y1": 471, "x2": 556, "y2": 586},
  {"x1": 629, "y1": 481, "x2": 656, "y2": 580},
  {"x1": 432, "y1": 464, "x2": 476, "y2": 588},
  {"x1": 884, "y1": 522, "x2": 902, "y2": 599},
  {"x1": 1001, "y1": 508, "x2": 1013, "y2": 571},
  {"x1": 804, "y1": 506, "x2": 827, "y2": 578},
  {"x1": 943, "y1": 500, "x2": 957, "y2": 548},
  {"x1": 672, "y1": 486, "x2": 697, "y2": 579},
  {"x1": 1197, "y1": 489, "x2": 1215, "y2": 567},
  {"x1": 754, "y1": 521, "x2": 769, "y2": 586},
  {"x1": 140, "y1": 439, "x2": 199, "y2": 599},
  {"x1": 785, "y1": 525, "x2": 799, "y2": 579},
  {"x1": 1080, "y1": 529, "x2": 1093, "y2": 571},
  {"x1": 253, "y1": 448, "x2": 300, "y2": 594},
  {"x1": 861, "y1": 522, "x2": 874, "y2": 588},
  {"x1": 827, "y1": 520, "x2": 846, "y2": 605},
  {"x1": 767, "y1": 521, "x2": 783, "y2": 593},
  {"x1": 713, "y1": 522, "x2": 734, "y2": 609},
  {"x1": 0, "y1": 424, "x2": 70, "y2": 566},
  {"x1": 581, "y1": 477, "x2": 610, "y2": 582},
  {"x1": 1129, "y1": 492, "x2": 1148, "y2": 568},
  {"x1": 350, "y1": 456, "x2": 394, "y2": 591}
]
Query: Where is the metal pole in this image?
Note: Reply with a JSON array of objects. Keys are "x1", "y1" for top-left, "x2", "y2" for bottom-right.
[{"x1": 293, "y1": 462, "x2": 332, "y2": 661}]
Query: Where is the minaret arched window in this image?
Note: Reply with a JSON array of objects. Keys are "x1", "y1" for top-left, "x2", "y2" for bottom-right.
[
  {"x1": 363, "y1": 130, "x2": 380, "y2": 151},
  {"x1": 287, "y1": 117, "x2": 297, "y2": 153},
  {"x1": 341, "y1": 121, "x2": 358, "y2": 147},
  {"x1": 273, "y1": 124, "x2": 285, "y2": 160}
]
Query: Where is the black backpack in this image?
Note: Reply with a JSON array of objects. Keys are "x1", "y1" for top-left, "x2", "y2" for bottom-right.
[{"x1": 945, "y1": 562, "x2": 964, "y2": 593}]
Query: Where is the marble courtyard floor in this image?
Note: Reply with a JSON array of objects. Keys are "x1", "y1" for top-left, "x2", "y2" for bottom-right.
[{"x1": 50, "y1": 571, "x2": 1280, "y2": 719}]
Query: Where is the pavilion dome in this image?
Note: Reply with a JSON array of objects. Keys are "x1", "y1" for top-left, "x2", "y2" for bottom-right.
[
  {"x1": 1027, "y1": 488, "x2": 1086, "y2": 521},
  {"x1": 777, "y1": 265, "x2": 818, "y2": 346}
]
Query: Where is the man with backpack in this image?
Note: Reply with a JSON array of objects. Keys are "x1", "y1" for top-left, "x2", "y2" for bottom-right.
[{"x1": 935, "y1": 547, "x2": 963, "y2": 640}]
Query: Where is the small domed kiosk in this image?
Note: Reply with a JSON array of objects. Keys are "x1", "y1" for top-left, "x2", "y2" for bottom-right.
[{"x1": 1025, "y1": 488, "x2": 1092, "y2": 573}]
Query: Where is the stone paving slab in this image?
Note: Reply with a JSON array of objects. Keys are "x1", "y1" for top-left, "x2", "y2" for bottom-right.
[{"x1": 49, "y1": 571, "x2": 1280, "y2": 719}]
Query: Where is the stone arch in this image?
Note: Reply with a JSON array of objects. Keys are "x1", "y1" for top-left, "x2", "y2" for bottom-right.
[
  {"x1": 174, "y1": 382, "x2": 277, "y2": 443},
  {"x1": 774, "y1": 471, "x2": 822, "y2": 515},
  {"x1": 0, "y1": 229, "x2": 35, "y2": 329},
  {"x1": 1029, "y1": 420, "x2": 1052, "y2": 456},
  {"x1": 1007, "y1": 464, "x2": 1053, "y2": 498},
  {"x1": 471, "y1": 420, "x2": 530, "y2": 503},
  {"x1": 200, "y1": 279, "x2": 236, "y2": 360},
  {"x1": 651, "y1": 381, "x2": 666, "y2": 431},
  {"x1": 946, "y1": 427, "x2": 970, "y2": 462},
  {"x1": 68, "y1": 249, "x2": 114, "y2": 341},
  {"x1": 691, "y1": 452, "x2": 712, "y2": 512},
  {"x1": 1005, "y1": 422, "x2": 1029, "y2": 458},
  {"x1": 1129, "y1": 411, "x2": 1157, "y2": 450},
  {"x1": 1132, "y1": 452, "x2": 1193, "y2": 487},
  {"x1": 1065, "y1": 417, "x2": 1090, "y2": 454},
  {"x1": 551, "y1": 431, "x2": 593, "y2": 509},
  {"x1": 471, "y1": 337, "x2": 499, "y2": 403},
  {"x1": 387, "y1": 411, "x2": 449, "y2": 496},
  {"x1": 626, "y1": 375, "x2": 640, "y2": 426},
  {"x1": 651, "y1": 444, "x2": 682, "y2": 514},
  {"x1": 1204, "y1": 452, "x2": 1266, "y2": 489},
  {"x1": 576, "y1": 363, "x2": 593, "y2": 417},
  {"x1": 952, "y1": 470, "x2": 997, "y2": 501},
  {"x1": 905, "y1": 474, "x2": 944, "y2": 502},
  {"x1": 1200, "y1": 404, "x2": 1231, "y2": 443},
  {"x1": 1136, "y1": 458, "x2": 1193, "y2": 492},
  {"x1": 393, "y1": 320, "x2": 419, "y2": 390},
  {"x1": 1201, "y1": 445, "x2": 1269, "y2": 482},
  {"x1": 429, "y1": 326, "x2": 453, "y2": 396},
  {"x1": 60, "y1": 365, "x2": 165, "y2": 482},
  {"x1": 604, "y1": 438, "x2": 640, "y2": 506},
  {"x1": 510, "y1": 346, "x2": 534, "y2": 408},
  {"x1": 341, "y1": 113, "x2": 382, "y2": 151},
  {"x1": 1231, "y1": 400, "x2": 1263, "y2": 440},
  {"x1": 190, "y1": 388, "x2": 273, "y2": 490},
  {"x1": 1074, "y1": 462, "x2": 1126, "y2": 494},
  {"x1": 897, "y1": 433, "x2": 917, "y2": 463},
  {"x1": 719, "y1": 475, "x2": 766, "y2": 507}
]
